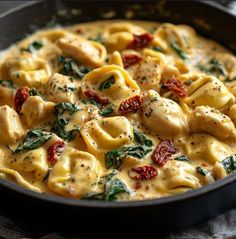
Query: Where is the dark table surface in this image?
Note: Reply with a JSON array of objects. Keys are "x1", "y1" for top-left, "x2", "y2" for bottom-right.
[{"x1": 0, "y1": 1, "x2": 236, "y2": 239}]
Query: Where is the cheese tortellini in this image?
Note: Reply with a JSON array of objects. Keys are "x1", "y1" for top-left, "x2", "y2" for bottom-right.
[
  {"x1": 1, "y1": 52, "x2": 51, "y2": 87},
  {"x1": 47, "y1": 147, "x2": 101, "y2": 198},
  {"x1": 0, "y1": 20, "x2": 236, "y2": 201},
  {"x1": 82, "y1": 65, "x2": 140, "y2": 104},
  {"x1": 81, "y1": 116, "x2": 133, "y2": 158}
]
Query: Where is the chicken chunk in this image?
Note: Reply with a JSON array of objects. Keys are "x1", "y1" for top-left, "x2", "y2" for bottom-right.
[
  {"x1": 44, "y1": 73, "x2": 78, "y2": 103},
  {"x1": 21, "y1": 96, "x2": 54, "y2": 128},
  {"x1": 190, "y1": 105, "x2": 236, "y2": 140},
  {"x1": 0, "y1": 105, "x2": 25, "y2": 144},
  {"x1": 141, "y1": 90, "x2": 188, "y2": 137},
  {"x1": 57, "y1": 34, "x2": 106, "y2": 68}
]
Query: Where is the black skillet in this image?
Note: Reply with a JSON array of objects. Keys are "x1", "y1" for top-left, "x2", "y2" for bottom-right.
[{"x1": 0, "y1": 0, "x2": 236, "y2": 237}]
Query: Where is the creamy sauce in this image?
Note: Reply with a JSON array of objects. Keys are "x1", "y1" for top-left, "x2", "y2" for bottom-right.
[{"x1": 0, "y1": 20, "x2": 236, "y2": 201}]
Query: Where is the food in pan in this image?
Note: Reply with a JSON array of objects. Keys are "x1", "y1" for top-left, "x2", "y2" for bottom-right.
[{"x1": 0, "y1": 20, "x2": 236, "y2": 201}]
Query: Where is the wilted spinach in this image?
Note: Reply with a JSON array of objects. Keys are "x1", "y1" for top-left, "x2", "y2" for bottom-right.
[
  {"x1": 174, "y1": 155, "x2": 190, "y2": 162},
  {"x1": 51, "y1": 118, "x2": 79, "y2": 141},
  {"x1": 54, "y1": 103, "x2": 81, "y2": 117},
  {"x1": 105, "y1": 130, "x2": 153, "y2": 169},
  {"x1": 84, "y1": 170, "x2": 130, "y2": 201},
  {"x1": 99, "y1": 104, "x2": 114, "y2": 116},
  {"x1": 14, "y1": 129, "x2": 51, "y2": 153},
  {"x1": 170, "y1": 41, "x2": 189, "y2": 61},
  {"x1": 196, "y1": 166, "x2": 210, "y2": 176},
  {"x1": 58, "y1": 56, "x2": 90, "y2": 80},
  {"x1": 99, "y1": 76, "x2": 115, "y2": 91},
  {"x1": 198, "y1": 59, "x2": 226, "y2": 77},
  {"x1": 221, "y1": 155, "x2": 236, "y2": 174}
]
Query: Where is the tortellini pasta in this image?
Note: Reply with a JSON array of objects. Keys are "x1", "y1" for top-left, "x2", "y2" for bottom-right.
[
  {"x1": 185, "y1": 134, "x2": 231, "y2": 164},
  {"x1": 47, "y1": 147, "x2": 101, "y2": 198},
  {"x1": 184, "y1": 75, "x2": 235, "y2": 109},
  {"x1": 80, "y1": 116, "x2": 133, "y2": 158},
  {"x1": 102, "y1": 22, "x2": 146, "y2": 52},
  {"x1": 81, "y1": 65, "x2": 140, "y2": 104},
  {"x1": 153, "y1": 23, "x2": 196, "y2": 53},
  {"x1": 0, "y1": 20, "x2": 236, "y2": 201},
  {"x1": 1, "y1": 52, "x2": 51, "y2": 87}
]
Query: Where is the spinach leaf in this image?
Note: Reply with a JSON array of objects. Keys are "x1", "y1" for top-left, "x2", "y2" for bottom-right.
[
  {"x1": 84, "y1": 170, "x2": 129, "y2": 201},
  {"x1": 29, "y1": 88, "x2": 39, "y2": 96},
  {"x1": 221, "y1": 156, "x2": 236, "y2": 174},
  {"x1": 170, "y1": 42, "x2": 189, "y2": 61},
  {"x1": 196, "y1": 166, "x2": 210, "y2": 176},
  {"x1": 174, "y1": 155, "x2": 190, "y2": 162},
  {"x1": 99, "y1": 104, "x2": 114, "y2": 116},
  {"x1": 150, "y1": 46, "x2": 163, "y2": 53},
  {"x1": 225, "y1": 76, "x2": 236, "y2": 83},
  {"x1": 105, "y1": 149, "x2": 126, "y2": 169},
  {"x1": 58, "y1": 56, "x2": 90, "y2": 80},
  {"x1": 51, "y1": 118, "x2": 79, "y2": 141},
  {"x1": 105, "y1": 130, "x2": 153, "y2": 169},
  {"x1": 22, "y1": 41, "x2": 43, "y2": 53},
  {"x1": 99, "y1": 76, "x2": 115, "y2": 91},
  {"x1": 104, "y1": 178, "x2": 129, "y2": 201},
  {"x1": 105, "y1": 145, "x2": 152, "y2": 169},
  {"x1": 198, "y1": 59, "x2": 226, "y2": 77},
  {"x1": 0, "y1": 80, "x2": 14, "y2": 88},
  {"x1": 54, "y1": 103, "x2": 81, "y2": 117},
  {"x1": 133, "y1": 129, "x2": 153, "y2": 147},
  {"x1": 14, "y1": 129, "x2": 51, "y2": 153}
]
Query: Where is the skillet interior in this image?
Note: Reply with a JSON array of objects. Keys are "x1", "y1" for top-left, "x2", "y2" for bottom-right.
[{"x1": 0, "y1": 0, "x2": 236, "y2": 236}]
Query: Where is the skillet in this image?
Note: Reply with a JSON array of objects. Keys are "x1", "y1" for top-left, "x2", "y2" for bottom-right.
[{"x1": 0, "y1": 0, "x2": 236, "y2": 236}]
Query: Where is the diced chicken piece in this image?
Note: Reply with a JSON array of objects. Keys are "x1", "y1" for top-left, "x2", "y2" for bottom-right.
[
  {"x1": 21, "y1": 96, "x2": 54, "y2": 128},
  {"x1": 44, "y1": 73, "x2": 77, "y2": 103},
  {"x1": 57, "y1": 34, "x2": 106, "y2": 67},
  {"x1": 127, "y1": 56, "x2": 162, "y2": 92},
  {"x1": 190, "y1": 105, "x2": 236, "y2": 140},
  {"x1": 0, "y1": 105, "x2": 25, "y2": 144},
  {"x1": 141, "y1": 90, "x2": 188, "y2": 137},
  {"x1": 0, "y1": 86, "x2": 15, "y2": 107}
]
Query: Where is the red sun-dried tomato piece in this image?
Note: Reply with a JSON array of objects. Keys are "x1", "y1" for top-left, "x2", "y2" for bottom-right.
[
  {"x1": 129, "y1": 165, "x2": 157, "y2": 180},
  {"x1": 14, "y1": 86, "x2": 30, "y2": 113},
  {"x1": 152, "y1": 140, "x2": 178, "y2": 167},
  {"x1": 84, "y1": 89, "x2": 110, "y2": 105},
  {"x1": 47, "y1": 140, "x2": 65, "y2": 165},
  {"x1": 118, "y1": 95, "x2": 142, "y2": 115},
  {"x1": 128, "y1": 33, "x2": 154, "y2": 49},
  {"x1": 162, "y1": 78, "x2": 187, "y2": 98},
  {"x1": 122, "y1": 54, "x2": 143, "y2": 69}
]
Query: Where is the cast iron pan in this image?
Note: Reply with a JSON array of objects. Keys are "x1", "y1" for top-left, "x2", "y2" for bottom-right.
[{"x1": 0, "y1": 1, "x2": 236, "y2": 237}]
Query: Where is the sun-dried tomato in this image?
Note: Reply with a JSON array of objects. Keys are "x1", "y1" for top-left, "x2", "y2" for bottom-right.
[
  {"x1": 152, "y1": 140, "x2": 178, "y2": 167},
  {"x1": 14, "y1": 86, "x2": 30, "y2": 113},
  {"x1": 162, "y1": 78, "x2": 187, "y2": 98},
  {"x1": 128, "y1": 33, "x2": 154, "y2": 49},
  {"x1": 84, "y1": 89, "x2": 110, "y2": 105},
  {"x1": 122, "y1": 54, "x2": 143, "y2": 68},
  {"x1": 47, "y1": 140, "x2": 65, "y2": 165},
  {"x1": 118, "y1": 95, "x2": 142, "y2": 115},
  {"x1": 129, "y1": 165, "x2": 157, "y2": 180}
]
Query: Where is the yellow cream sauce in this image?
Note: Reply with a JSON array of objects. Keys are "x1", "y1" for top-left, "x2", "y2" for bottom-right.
[{"x1": 0, "y1": 20, "x2": 236, "y2": 201}]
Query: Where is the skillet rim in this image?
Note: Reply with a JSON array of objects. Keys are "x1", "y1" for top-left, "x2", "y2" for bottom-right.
[{"x1": 0, "y1": 0, "x2": 236, "y2": 208}]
